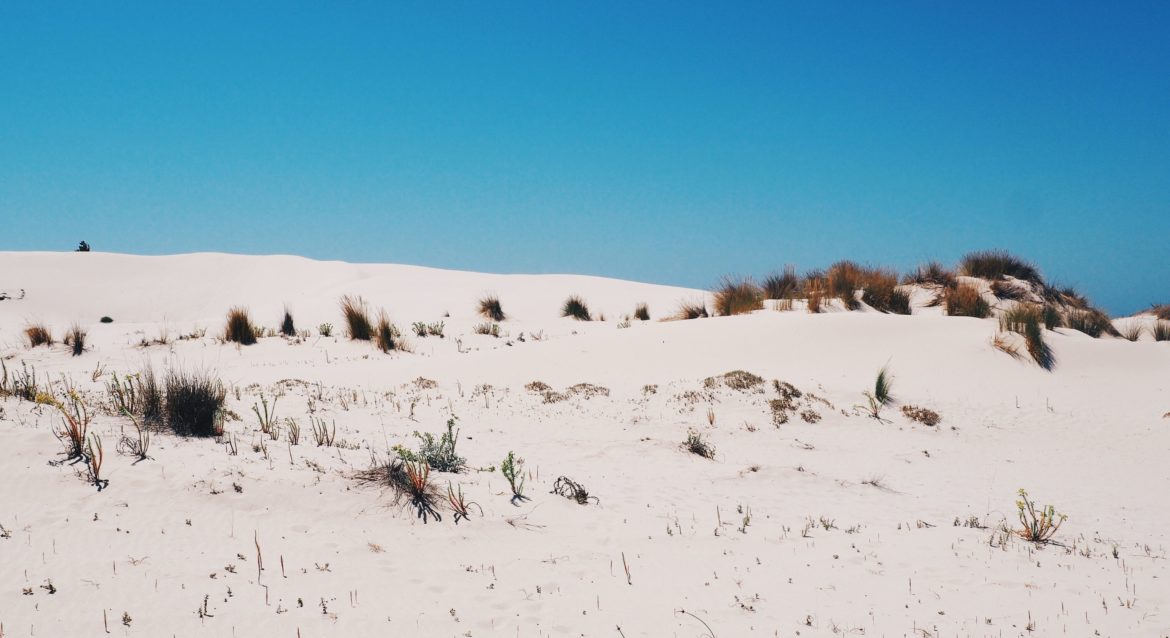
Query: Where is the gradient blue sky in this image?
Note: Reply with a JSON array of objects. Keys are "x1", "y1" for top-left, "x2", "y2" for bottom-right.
[{"x1": 2, "y1": 2, "x2": 1167, "y2": 313}]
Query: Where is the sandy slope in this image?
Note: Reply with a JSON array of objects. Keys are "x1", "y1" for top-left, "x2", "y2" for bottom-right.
[{"x1": 1, "y1": 252, "x2": 1168, "y2": 637}]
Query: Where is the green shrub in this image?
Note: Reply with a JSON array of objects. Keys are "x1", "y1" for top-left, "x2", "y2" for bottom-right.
[
  {"x1": 396, "y1": 417, "x2": 466, "y2": 473},
  {"x1": 501, "y1": 451, "x2": 527, "y2": 503}
]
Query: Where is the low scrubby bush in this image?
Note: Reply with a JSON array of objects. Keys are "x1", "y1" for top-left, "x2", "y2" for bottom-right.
[
  {"x1": 684, "y1": 429, "x2": 715, "y2": 459},
  {"x1": 395, "y1": 417, "x2": 466, "y2": 473}
]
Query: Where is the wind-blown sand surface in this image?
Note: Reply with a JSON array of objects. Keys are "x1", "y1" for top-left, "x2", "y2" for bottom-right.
[{"x1": 1, "y1": 252, "x2": 1167, "y2": 637}]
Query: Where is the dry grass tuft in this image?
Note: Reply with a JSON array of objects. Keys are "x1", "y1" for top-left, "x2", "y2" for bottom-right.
[
  {"x1": 901, "y1": 405, "x2": 941, "y2": 426},
  {"x1": 562, "y1": 296, "x2": 592, "y2": 321},
  {"x1": 713, "y1": 276, "x2": 764, "y2": 316},
  {"x1": 340, "y1": 295, "x2": 373, "y2": 340},
  {"x1": 675, "y1": 299, "x2": 709, "y2": 320},
  {"x1": 904, "y1": 261, "x2": 956, "y2": 288},
  {"x1": 224, "y1": 307, "x2": 257, "y2": 345},
  {"x1": 66, "y1": 323, "x2": 86, "y2": 356},
  {"x1": 944, "y1": 284, "x2": 991, "y2": 318},
  {"x1": 1120, "y1": 321, "x2": 1144, "y2": 342},
  {"x1": 806, "y1": 291, "x2": 822, "y2": 314},
  {"x1": 1064, "y1": 308, "x2": 1119, "y2": 338},
  {"x1": 374, "y1": 311, "x2": 402, "y2": 353},
  {"x1": 999, "y1": 305, "x2": 1055, "y2": 370},
  {"x1": 478, "y1": 295, "x2": 506, "y2": 322},
  {"x1": 165, "y1": 369, "x2": 226, "y2": 437},
  {"x1": 25, "y1": 323, "x2": 54, "y2": 347},
  {"x1": 357, "y1": 459, "x2": 443, "y2": 523},
  {"x1": 1151, "y1": 304, "x2": 1170, "y2": 321},
  {"x1": 1154, "y1": 320, "x2": 1170, "y2": 342},
  {"x1": 860, "y1": 268, "x2": 911, "y2": 315},
  {"x1": 959, "y1": 250, "x2": 1042, "y2": 283},
  {"x1": 633, "y1": 303, "x2": 650, "y2": 321},
  {"x1": 280, "y1": 307, "x2": 296, "y2": 337},
  {"x1": 683, "y1": 429, "x2": 715, "y2": 459},
  {"x1": 826, "y1": 261, "x2": 865, "y2": 310},
  {"x1": 762, "y1": 266, "x2": 799, "y2": 300}
]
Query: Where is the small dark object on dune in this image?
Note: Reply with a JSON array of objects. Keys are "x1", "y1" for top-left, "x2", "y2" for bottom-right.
[{"x1": 551, "y1": 476, "x2": 599, "y2": 505}]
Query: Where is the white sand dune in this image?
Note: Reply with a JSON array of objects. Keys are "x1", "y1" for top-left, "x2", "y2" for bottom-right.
[{"x1": 1, "y1": 252, "x2": 1168, "y2": 637}]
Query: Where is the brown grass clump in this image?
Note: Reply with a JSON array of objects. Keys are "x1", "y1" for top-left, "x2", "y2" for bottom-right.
[
  {"x1": 373, "y1": 312, "x2": 402, "y2": 353},
  {"x1": 959, "y1": 250, "x2": 1042, "y2": 284},
  {"x1": 901, "y1": 405, "x2": 941, "y2": 426},
  {"x1": 25, "y1": 323, "x2": 54, "y2": 347},
  {"x1": 944, "y1": 284, "x2": 991, "y2": 318},
  {"x1": 224, "y1": 307, "x2": 257, "y2": 345},
  {"x1": 1064, "y1": 308, "x2": 1119, "y2": 338},
  {"x1": 562, "y1": 296, "x2": 592, "y2": 321},
  {"x1": 683, "y1": 429, "x2": 715, "y2": 459},
  {"x1": 826, "y1": 261, "x2": 865, "y2": 310},
  {"x1": 1000, "y1": 305, "x2": 1055, "y2": 370},
  {"x1": 1153, "y1": 321, "x2": 1170, "y2": 342},
  {"x1": 991, "y1": 279, "x2": 1030, "y2": 301},
  {"x1": 65, "y1": 323, "x2": 86, "y2": 356},
  {"x1": 340, "y1": 295, "x2": 373, "y2": 340},
  {"x1": 1120, "y1": 322, "x2": 1144, "y2": 342},
  {"x1": 860, "y1": 268, "x2": 911, "y2": 315},
  {"x1": 280, "y1": 307, "x2": 296, "y2": 337},
  {"x1": 713, "y1": 276, "x2": 764, "y2": 316},
  {"x1": 478, "y1": 295, "x2": 506, "y2": 322},
  {"x1": 806, "y1": 291, "x2": 822, "y2": 314},
  {"x1": 705, "y1": 370, "x2": 764, "y2": 392},
  {"x1": 904, "y1": 262, "x2": 956, "y2": 288},
  {"x1": 676, "y1": 299, "x2": 709, "y2": 320},
  {"x1": 1150, "y1": 304, "x2": 1170, "y2": 321},
  {"x1": 762, "y1": 266, "x2": 799, "y2": 300},
  {"x1": 633, "y1": 303, "x2": 650, "y2": 321},
  {"x1": 164, "y1": 369, "x2": 226, "y2": 437},
  {"x1": 357, "y1": 459, "x2": 442, "y2": 523}
]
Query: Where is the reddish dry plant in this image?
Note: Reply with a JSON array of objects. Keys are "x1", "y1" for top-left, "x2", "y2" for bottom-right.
[
  {"x1": 25, "y1": 323, "x2": 54, "y2": 347},
  {"x1": 56, "y1": 391, "x2": 90, "y2": 461},
  {"x1": 446, "y1": 482, "x2": 483, "y2": 524}
]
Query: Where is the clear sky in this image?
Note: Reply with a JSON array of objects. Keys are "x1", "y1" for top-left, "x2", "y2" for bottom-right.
[{"x1": 2, "y1": 2, "x2": 1167, "y2": 314}]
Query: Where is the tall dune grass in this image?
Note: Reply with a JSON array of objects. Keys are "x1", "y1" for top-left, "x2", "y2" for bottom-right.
[
  {"x1": 562, "y1": 296, "x2": 592, "y2": 321},
  {"x1": 478, "y1": 295, "x2": 506, "y2": 322},
  {"x1": 944, "y1": 284, "x2": 991, "y2": 318},
  {"x1": 713, "y1": 277, "x2": 764, "y2": 316},
  {"x1": 25, "y1": 323, "x2": 53, "y2": 347},
  {"x1": 762, "y1": 266, "x2": 799, "y2": 300},
  {"x1": 999, "y1": 305, "x2": 1055, "y2": 370},
  {"x1": 224, "y1": 307, "x2": 257, "y2": 345},
  {"x1": 340, "y1": 295, "x2": 373, "y2": 340},
  {"x1": 959, "y1": 250, "x2": 1042, "y2": 283}
]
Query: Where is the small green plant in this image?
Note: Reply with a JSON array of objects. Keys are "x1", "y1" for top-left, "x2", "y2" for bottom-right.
[
  {"x1": 252, "y1": 394, "x2": 279, "y2": 435},
  {"x1": 684, "y1": 429, "x2": 715, "y2": 459},
  {"x1": 859, "y1": 365, "x2": 894, "y2": 420},
  {"x1": 473, "y1": 322, "x2": 500, "y2": 337},
  {"x1": 562, "y1": 296, "x2": 592, "y2": 321},
  {"x1": 412, "y1": 322, "x2": 429, "y2": 338},
  {"x1": 426, "y1": 321, "x2": 445, "y2": 338},
  {"x1": 1015, "y1": 489, "x2": 1066, "y2": 543},
  {"x1": 397, "y1": 417, "x2": 466, "y2": 473},
  {"x1": 501, "y1": 450, "x2": 527, "y2": 503},
  {"x1": 318, "y1": 323, "x2": 333, "y2": 337}
]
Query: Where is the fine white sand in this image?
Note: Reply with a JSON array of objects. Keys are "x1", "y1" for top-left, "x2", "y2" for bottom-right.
[{"x1": 1, "y1": 251, "x2": 1167, "y2": 637}]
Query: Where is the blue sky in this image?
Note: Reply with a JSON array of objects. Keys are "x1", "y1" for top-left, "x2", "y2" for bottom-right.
[{"x1": 2, "y1": 2, "x2": 1167, "y2": 313}]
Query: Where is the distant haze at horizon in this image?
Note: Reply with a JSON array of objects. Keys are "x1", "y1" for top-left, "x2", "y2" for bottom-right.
[{"x1": 1, "y1": 2, "x2": 1166, "y2": 314}]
